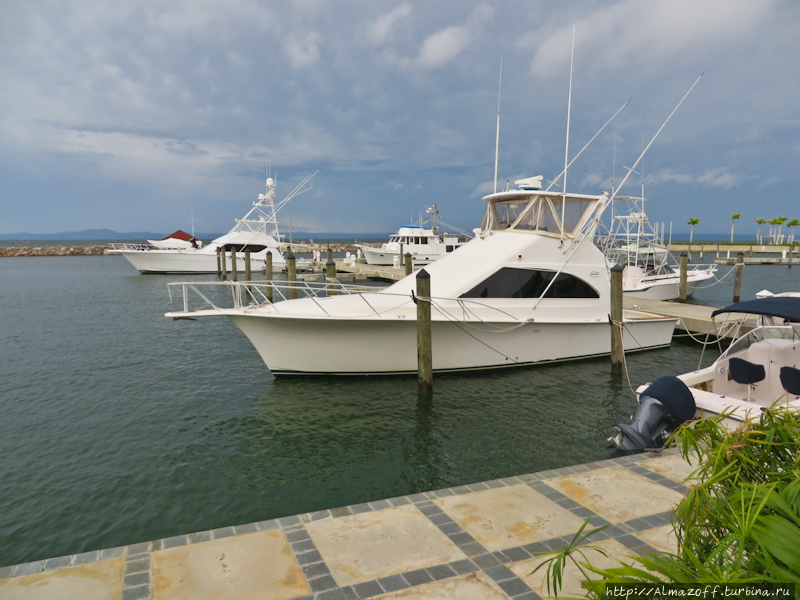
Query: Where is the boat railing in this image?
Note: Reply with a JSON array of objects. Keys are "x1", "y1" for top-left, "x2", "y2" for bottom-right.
[
  {"x1": 167, "y1": 280, "x2": 385, "y2": 313},
  {"x1": 108, "y1": 242, "x2": 154, "y2": 251}
]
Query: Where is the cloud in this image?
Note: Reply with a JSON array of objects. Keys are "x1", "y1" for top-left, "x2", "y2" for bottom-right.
[
  {"x1": 653, "y1": 168, "x2": 741, "y2": 190},
  {"x1": 526, "y1": 0, "x2": 777, "y2": 78},
  {"x1": 415, "y1": 4, "x2": 494, "y2": 69},
  {"x1": 284, "y1": 31, "x2": 322, "y2": 69},
  {"x1": 367, "y1": 4, "x2": 412, "y2": 46}
]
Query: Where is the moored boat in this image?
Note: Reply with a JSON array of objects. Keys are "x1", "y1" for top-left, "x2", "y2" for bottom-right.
[
  {"x1": 109, "y1": 172, "x2": 315, "y2": 274},
  {"x1": 358, "y1": 205, "x2": 468, "y2": 267},
  {"x1": 610, "y1": 294, "x2": 800, "y2": 452},
  {"x1": 166, "y1": 182, "x2": 677, "y2": 375}
]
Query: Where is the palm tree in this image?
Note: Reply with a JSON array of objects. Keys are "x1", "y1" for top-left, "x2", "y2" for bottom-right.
[
  {"x1": 688, "y1": 217, "x2": 699, "y2": 259},
  {"x1": 756, "y1": 218, "x2": 766, "y2": 244},
  {"x1": 768, "y1": 218, "x2": 782, "y2": 244},
  {"x1": 777, "y1": 216, "x2": 788, "y2": 243},
  {"x1": 787, "y1": 219, "x2": 800, "y2": 244},
  {"x1": 730, "y1": 212, "x2": 741, "y2": 243}
]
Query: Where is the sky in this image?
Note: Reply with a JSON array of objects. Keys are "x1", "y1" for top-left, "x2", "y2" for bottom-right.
[{"x1": 1, "y1": 0, "x2": 799, "y2": 236}]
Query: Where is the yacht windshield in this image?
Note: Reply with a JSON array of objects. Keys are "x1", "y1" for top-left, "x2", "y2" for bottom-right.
[
  {"x1": 723, "y1": 326, "x2": 800, "y2": 358},
  {"x1": 483, "y1": 194, "x2": 597, "y2": 235}
]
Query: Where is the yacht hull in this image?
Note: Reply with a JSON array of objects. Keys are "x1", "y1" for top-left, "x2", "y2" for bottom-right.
[
  {"x1": 115, "y1": 249, "x2": 275, "y2": 274},
  {"x1": 227, "y1": 314, "x2": 675, "y2": 376},
  {"x1": 361, "y1": 246, "x2": 446, "y2": 266},
  {"x1": 623, "y1": 278, "x2": 705, "y2": 301}
]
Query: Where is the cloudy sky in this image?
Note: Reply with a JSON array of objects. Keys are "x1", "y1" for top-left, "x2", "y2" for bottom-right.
[{"x1": 1, "y1": 0, "x2": 798, "y2": 236}]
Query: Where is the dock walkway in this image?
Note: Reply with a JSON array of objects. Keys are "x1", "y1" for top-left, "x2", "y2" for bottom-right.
[{"x1": 0, "y1": 450, "x2": 693, "y2": 600}]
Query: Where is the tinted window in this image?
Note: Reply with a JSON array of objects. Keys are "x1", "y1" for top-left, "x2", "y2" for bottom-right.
[{"x1": 460, "y1": 268, "x2": 599, "y2": 299}]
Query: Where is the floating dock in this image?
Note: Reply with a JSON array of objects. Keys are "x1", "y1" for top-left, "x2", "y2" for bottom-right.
[
  {"x1": 623, "y1": 297, "x2": 753, "y2": 339},
  {"x1": 0, "y1": 450, "x2": 692, "y2": 600}
]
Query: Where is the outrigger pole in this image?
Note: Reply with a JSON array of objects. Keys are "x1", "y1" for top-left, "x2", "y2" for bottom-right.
[
  {"x1": 560, "y1": 25, "x2": 576, "y2": 246},
  {"x1": 493, "y1": 58, "x2": 503, "y2": 195}
]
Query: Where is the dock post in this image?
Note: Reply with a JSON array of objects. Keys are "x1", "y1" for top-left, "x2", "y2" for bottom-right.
[
  {"x1": 287, "y1": 251, "x2": 297, "y2": 300},
  {"x1": 245, "y1": 251, "x2": 251, "y2": 298},
  {"x1": 733, "y1": 252, "x2": 744, "y2": 303},
  {"x1": 610, "y1": 264, "x2": 624, "y2": 373},
  {"x1": 405, "y1": 252, "x2": 412, "y2": 276},
  {"x1": 749, "y1": 244, "x2": 753, "y2": 258},
  {"x1": 216, "y1": 248, "x2": 221, "y2": 274},
  {"x1": 231, "y1": 249, "x2": 238, "y2": 282},
  {"x1": 679, "y1": 253, "x2": 688, "y2": 304},
  {"x1": 789, "y1": 245, "x2": 793, "y2": 270},
  {"x1": 399, "y1": 244, "x2": 404, "y2": 267},
  {"x1": 327, "y1": 247, "x2": 333, "y2": 263},
  {"x1": 221, "y1": 247, "x2": 227, "y2": 281},
  {"x1": 326, "y1": 258, "x2": 337, "y2": 296},
  {"x1": 416, "y1": 269, "x2": 433, "y2": 396},
  {"x1": 716, "y1": 243, "x2": 719, "y2": 259},
  {"x1": 265, "y1": 251, "x2": 273, "y2": 303}
]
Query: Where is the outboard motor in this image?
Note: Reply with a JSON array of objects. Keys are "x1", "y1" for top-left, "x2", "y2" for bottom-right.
[{"x1": 610, "y1": 376, "x2": 696, "y2": 452}]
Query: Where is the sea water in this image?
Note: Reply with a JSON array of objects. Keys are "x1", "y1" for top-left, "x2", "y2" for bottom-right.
[{"x1": 1, "y1": 255, "x2": 798, "y2": 566}]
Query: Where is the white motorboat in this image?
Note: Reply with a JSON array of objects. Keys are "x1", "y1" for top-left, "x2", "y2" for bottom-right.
[
  {"x1": 110, "y1": 172, "x2": 315, "y2": 274},
  {"x1": 596, "y1": 196, "x2": 717, "y2": 300},
  {"x1": 610, "y1": 294, "x2": 800, "y2": 451},
  {"x1": 358, "y1": 205, "x2": 468, "y2": 267},
  {"x1": 165, "y1": 182, "x2": 677, "y2": 376}
]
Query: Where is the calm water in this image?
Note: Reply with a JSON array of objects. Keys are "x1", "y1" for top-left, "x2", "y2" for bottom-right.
[{"x1": 1, "y1": 256, "x2": 799, "y2": 567}]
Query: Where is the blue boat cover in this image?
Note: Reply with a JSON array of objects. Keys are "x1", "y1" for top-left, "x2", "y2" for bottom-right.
[{"x1": 711, "y1": 296, "x2": 800, "y2": 322}]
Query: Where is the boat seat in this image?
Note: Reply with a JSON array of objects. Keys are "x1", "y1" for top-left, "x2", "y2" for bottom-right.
[
  {"x1": 728, "y1": 357, "x2": 766, "y2": 401},
  {"x1": 780, "y1": 366, "x2": 800, "y2": 397}
]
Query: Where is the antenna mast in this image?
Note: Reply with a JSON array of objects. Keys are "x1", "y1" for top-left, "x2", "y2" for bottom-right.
[
  {"x1": 560, "y1": 25, "x2": 575, "y2": 246},
  {"x1": 493, "y1": 58, "x2": 503, "y2": 194}
]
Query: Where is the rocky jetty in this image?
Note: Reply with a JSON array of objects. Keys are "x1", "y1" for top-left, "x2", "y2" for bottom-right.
[{"x1": 0, "y1": 245, "x2": 110, "y2": 257}]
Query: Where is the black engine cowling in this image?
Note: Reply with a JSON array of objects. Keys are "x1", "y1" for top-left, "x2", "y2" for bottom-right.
[{"x1": 610, "y1": 376, "x2": 696, "y2": 452}]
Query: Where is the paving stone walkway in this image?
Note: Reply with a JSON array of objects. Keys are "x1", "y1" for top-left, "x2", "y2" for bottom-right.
[{"x1": 0, "y1": 450, "x2": 696, "y2": 600}]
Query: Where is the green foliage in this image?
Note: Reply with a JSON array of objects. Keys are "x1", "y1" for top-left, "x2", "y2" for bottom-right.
[
  {"x1": 732, "y1": 213, "x2": 742, "y2": 221},
  {"x1": 533, "y1": 407, "x2": 800, "y2": 598},
  {"x1": 688, "y1": 217, "x2": 700, "y2": 226}
]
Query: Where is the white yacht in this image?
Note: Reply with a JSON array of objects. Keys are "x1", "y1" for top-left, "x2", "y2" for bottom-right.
[
  {"x1": 358, "y1": 205, "x2": 468, "y2": 267},
  {"x1": 110, "y1": 172, "x2": 315, "y2": 274},
  {"x1": 610, "y1": 294, "x2": 800, "y2": 451},
  {"x1": 165, "y1": 181, "x2": 677, "y2": 376},
  {"x1": 597, "y1": 196, "x2": 717, "y2": 300}
]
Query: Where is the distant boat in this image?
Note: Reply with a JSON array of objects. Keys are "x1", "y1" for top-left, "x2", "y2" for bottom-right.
[
  {"x1": 109, "y1": 172, "x2": 316, "y2": 274},
  {"x1": 596, "y1": 195, "x2": 717, "y2": 300},
  {"x1": 166, "y1": 179, "x2": 677, "y2": 375},
  {"x1": 357, "y1": 205, "x2": 469, "y2": 266}
]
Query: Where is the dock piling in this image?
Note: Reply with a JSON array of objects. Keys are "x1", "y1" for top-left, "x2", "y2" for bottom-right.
[
  {"x1": 679, "y1": 253, "x2": 688, "y2": 304},
  {"x1": 221, "y1": 248, "x2": 227, "y2": 281},
  {"x1": 416, "y1": 269, "x2": 433, "y2": 396},
  {"x1": 405, "y1": 253, "x2": 412, "y2": 277},
  {"x1": 265, "y1": 251, "x2": 273, "y2": 303},
  {"x1": 789, "y1": 245, "x2": 793, "y2": 270},
  {"x1": 216, "y1": 248, "x2": 221, "y2": 274},
  {"x1": 245, "y1": 251, "x2": 251, "y2": 297},
  {"x1": 733, "y1": 252, "x2": 744, "y2": 303},
  {"x1": 326, "y1": 258, "x2": 337, "y2": 296},
  {"x1": 231, "y1": 250, "x2": 238, "y2": 282},
  {"x1": 399, "y1": 244, "x2": 404, "y2": 267},
  {"x1": 610, "y1": 264, "x2": 624, "y2": 373},
  {"x1": 287, "y1": 251, "x2": 297, "y2": 300},
  {"x1": 327, "y1": 247, "x2": 333, "y2": 262}
]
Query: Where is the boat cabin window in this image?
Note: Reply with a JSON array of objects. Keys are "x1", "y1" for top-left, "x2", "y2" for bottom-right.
[
  {"x1": 459, "y1": 268, "x2": 599, "y2": 299},
  {"x1": 482, "y1": 195, "x2": 596, "y2": 235}
]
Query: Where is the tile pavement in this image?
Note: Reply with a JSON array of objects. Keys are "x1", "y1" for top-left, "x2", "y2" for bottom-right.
[{"x1": 0, "y1": 449, "x2": 696, "y2": 600}]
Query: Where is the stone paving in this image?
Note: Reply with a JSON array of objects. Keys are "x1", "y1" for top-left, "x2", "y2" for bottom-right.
[{"x1": 0, "y1": 450, "x2": 695, "y2": 600}]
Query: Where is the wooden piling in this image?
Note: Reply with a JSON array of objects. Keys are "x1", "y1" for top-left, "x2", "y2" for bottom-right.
[
  {"x1": 327, "y1": 247, "x2": 333, "y2": 262},
  {"x1": 231, "y1": 249, "x2": 238, "y2": 282},
  {"x1": 416, "y1": 269, "x2": 432, "y2": 395},
  {"x1": 245, "y1": 251, "x2": 252, "y2": 298},
  {"x1": 789, "y1": 245, "x2": 793, "y2": 270},
  {"x1": 265, "y1": 251, "x2": 273, "y2": 303},
  {"x1": 679, "y1": 253, "x2": 688, "y2": 304},
  {"x1": 220, "y1": 247, "x2": 227, "y2": 281},
  {"x1": 610, "y1": 264, "x2": 624, "y2": 373},
  {"x1": 405, "y1": 252, "x2": 412, "y2": 276},
  {"x1": 399, "y1": 244, "x2": 404, "y2": 267},
  {"x1": 287, "y1": 251, "x2": 297, "y2": 300},
  {"x1": 733, "y1": 251, "x2": 744, "y2": 303},
  {"x1": 216, "y1": 248, "x2": 221, "y2": 274},
  {"x1": 326, "y1": 259, "x2": 337, "y2": 296}
]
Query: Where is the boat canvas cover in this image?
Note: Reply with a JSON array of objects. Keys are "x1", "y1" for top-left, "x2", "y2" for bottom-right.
[
  {"x1": 711, "y1": 297, "x2": 800, "y2": 322},
  {"x1": 162, "y1": 230, "x2": 198, "y2": 242}
]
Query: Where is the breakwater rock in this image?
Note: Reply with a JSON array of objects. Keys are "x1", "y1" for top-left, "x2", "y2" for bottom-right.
[{"x1": 0, "y1": 245, "x2": 110, "y2": 257}]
